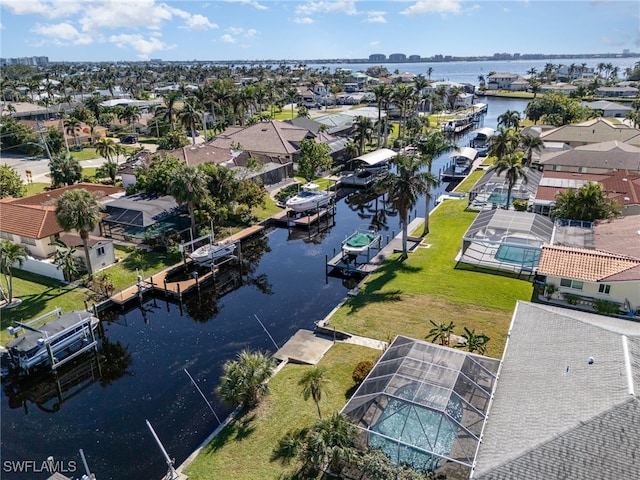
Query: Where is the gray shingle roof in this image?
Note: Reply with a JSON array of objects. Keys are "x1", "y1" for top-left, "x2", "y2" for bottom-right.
[{"x1": 472, "y1": 302, "x2": 640, "y2": 480}]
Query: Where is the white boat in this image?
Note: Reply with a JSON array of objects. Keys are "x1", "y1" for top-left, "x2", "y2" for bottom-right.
[
  {"x1": 342, "y1": 230, "x2": 382, "y2": 255},
  {"x1": 285, "y1": 190, "x2": 331, "y2": 212},
  {"x1": 2, "y1": 309, "x2": 99, "y2": 375},
  {"x1": 441, "y1": 147, "x2": 479, "y2": 182},
  {"x1": 189, "y1": 242, "x2": 236, "y2": 263}
]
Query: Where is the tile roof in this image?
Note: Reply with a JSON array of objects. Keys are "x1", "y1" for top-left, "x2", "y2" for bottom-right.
[
  {"x1": 0, "y1": 183, "x2": 124, "y2": 239},
  {"x1": 208, "y1": 120, "x2": 309, "y2": 155},
  {"x1": 594, "y1": 215, "x2": 640, "y2": 259},
  {"x1": 163, "y1": 144, "x2": 234, "y2": 166},
  {"x1": 472, "y1": 302, "x2": 640, "y2": 480},
  {"x1": 537, "y1": 244, "x2": 640, "y2": 282},
  {"x1": 534, "y1": 170, "x2": 640, "y2": 206}
]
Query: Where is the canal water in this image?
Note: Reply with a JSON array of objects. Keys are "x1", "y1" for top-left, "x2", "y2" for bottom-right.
[{"x1": 0, "y1": 96, "x2": 528, "y2": 480}]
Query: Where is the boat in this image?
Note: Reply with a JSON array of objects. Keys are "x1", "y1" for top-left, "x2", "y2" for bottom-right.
[
  {"x1": 470, "y1": 127, "x2": 495, "y2": 156},
  {"x1": 440, "y1": 147, "x2": 479, "y2": 182},
  {"x1": 285, "y1": 189, "x2": 331, "y2": 212},
  {"x1": 189, "y1": 241, "x2": 236, "y2": 263},
  {"x1": 342, "y1": 229, "x2": 382, "y2": 256},
  {"x1": 442, "y1": 114, "x2": 474, "y2": 134},
  {"x1": 2, "y1": 309, "x2": 99, "y2": 375}
]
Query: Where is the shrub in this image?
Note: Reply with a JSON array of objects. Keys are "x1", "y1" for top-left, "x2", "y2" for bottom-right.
[
  {"x1": 352, "y1": 360, "x2": 374, "y2": 384},
  {"x1": 593, "y1": 299, "x2": 621, "y2": 316},
  {"x1": 512, "y1": 199, "x2": 528, "y2": 211},
  {"x1": 563, "y1": 293, "x2": 579, "y2": 305}
]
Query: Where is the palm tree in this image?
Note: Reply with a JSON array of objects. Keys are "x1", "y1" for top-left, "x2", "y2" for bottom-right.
[
  {"x1": 487, "y1": 126, "x2": 518, "y2": 161},
  {"x1": 491, "y1": 152, "x2": 528, "y2": 209},
  {"x1": 159, "y1": 91, "x2": 180, "y2": 132},
  {"x1": 375, "y1": 154, "x2": 428, "y2": 259},
  {"x1": 497, "y1": 110, "x2": 521, "y2": 130},
  {"x1": 217, "y1": 349, "x2": 276, "y2": 408},
  {"x1": 55, "y1": 189, "x2": 102, "y2": 278},
  {"x1": 178, "y1": 97, "x2": 202, "y2": 145},
  {"x1": 392, "y1": 84, "x2": 416, "y2": 145},
  {"x1": 49, "y1": 153, "x2": 83, "y2": 187},
  {"x1": 426, "y1": 319, "x2": 456, "y2": 346},
  {"x1": 519, "y1": 133, "x2": 545, "y2": 167},
  {"x1": 169, "y1": 164, "x2": 210, "y2": 236},
  {"x1": 415, "y1": 131, "x2": 454, "y2": 236},
  {"x1": 50, "y1": 238, "x2": 79, "y2": 282},
  {"x1": 64, "y1": 117, "x2": 82, "y2": 148},
  {"x1": 353, "y1": 115, "x2": 373, "y2": 155},
  {"x1": 372, "y1": 84, "x2": 391, "y2": 146},
  {"x1": 299, "y1": 367, "x2": 329, "y2": 419},
  {"x1": 95, "y1": 137, "x2": 118, "y2": 164},
  {"x1": 0, "y1": 240, "x2": 28, "y2": 304}
]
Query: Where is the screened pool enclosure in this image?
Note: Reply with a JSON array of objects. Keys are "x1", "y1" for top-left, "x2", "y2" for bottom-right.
[
  {"x1": 341, "y1": 336, "x2": 500, "y2": 478},
  {"x1": 456, "y1": 209, "x2": 554, "y2": 275}
]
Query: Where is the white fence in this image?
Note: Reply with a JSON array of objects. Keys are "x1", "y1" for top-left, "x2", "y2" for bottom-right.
[{"x1": 16, "y1": 257, "x2": 65, "y2": 282}]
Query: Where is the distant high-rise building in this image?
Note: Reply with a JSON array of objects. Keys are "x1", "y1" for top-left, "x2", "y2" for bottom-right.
[
  {"x1": 369, "y1": 53, "x2": 386, "y2": 62},
  {"x1": 388, "y1": 53, "x2": 407, "y2": 62},
  {"x1": 0, "y1": 56, "x2": 49, "y2": 67},
  {"x1": 408, "y1": 55, "x2": 421, "y2": 62}
]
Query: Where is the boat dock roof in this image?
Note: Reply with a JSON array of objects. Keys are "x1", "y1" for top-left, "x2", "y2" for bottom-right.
[
  {"x1": 352, "y1": 148, "x2": 397, "y2": 166},
  {"x1": 450, "y1": 146, "x2": 479, "y2": 161},
  {"x1": 8, "y1": 311, "x2": 95, "y2": 351}
]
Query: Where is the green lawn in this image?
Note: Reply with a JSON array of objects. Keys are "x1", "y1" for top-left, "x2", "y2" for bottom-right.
[
  {"x1": 70, "y1": 148, "x2": 99, "y2": 161},
  {"x1": 328, "y1": 199, "x2": 533, "y2": 358},
  {"x1": 184, "y1": 343, "x2": 380, "y2": 480},
  {"x1": 0, "y1": 270, "x2": 90, "y2": 345}
]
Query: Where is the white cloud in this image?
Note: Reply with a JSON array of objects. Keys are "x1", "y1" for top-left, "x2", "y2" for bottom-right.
[
  {"x1": 109, "y1": 33, "x2": 172, "y2": 59},
  {"x1": 79, "y1": 0, "x2": 184, "y2": 33},
  {"x1": 225, "y1": 0, "x2": 268, "y2": 10},
  {"x1": 225, "y1": 26, "x2": 258, "y2": 38},
  {"x1": 228, "y1": 26, "x2": 244, "y2": 35},
  {"x1": 401, "y1": 0, "x2": 463, "y2": 17},
  {"x1": 364, "y1": 11, "x2": 387, "y2": 23},
  {"x1": 182, "y1": 14, "x2": 218, "y2": 30},
  {"x1": 30, "y1": 22, "x2": 92, "y2": 45},
  {"x1": 370, "y1": 40, "x2": 380, "y2": 47},
  {"x1": 245, "y1": 28, "x2": 257, "y2": 37},
  {"x1": 221, "y1": 34, "x2": 236, "y2": 43},
  {"x1": 296, "y1": 1, "x2": 357, "y2": 16},
  {"x1": 293, "y1": 17, "x2": 314, "y2": 24},
  {"x1": 0, "y1": 0, "x2": 84, "y2": 18}
]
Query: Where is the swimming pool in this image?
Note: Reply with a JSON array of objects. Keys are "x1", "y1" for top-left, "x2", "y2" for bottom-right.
[
  {"x1": 495, "y1": 244, "x2": 541, "y2": 266},
  {"x1": 369, "y1": 384, "x2": 461, "y2": 472}
]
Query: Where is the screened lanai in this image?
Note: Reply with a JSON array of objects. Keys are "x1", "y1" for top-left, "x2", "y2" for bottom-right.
[
  {"x1": 457, "y1": 209, "x2": 554, "y2": 275},
  {"x1": 467, "y1": 168, "x2": 542, "y2": 211},
  {"x1": 341, "y1": 336, "x2": 500, "y2": 478}
]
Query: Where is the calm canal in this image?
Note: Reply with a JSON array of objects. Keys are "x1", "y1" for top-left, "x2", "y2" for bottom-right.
[{"x1": 1, "y1": 96, "x2": 528, "y2": 480}]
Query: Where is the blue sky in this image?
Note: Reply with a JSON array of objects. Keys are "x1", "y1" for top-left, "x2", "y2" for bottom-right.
[{"x1": 1, "y1": 0, "x2": 639, "y2": 62}]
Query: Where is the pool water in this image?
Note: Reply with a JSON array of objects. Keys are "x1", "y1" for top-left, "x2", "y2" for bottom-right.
[{"x1": 495, "y1": 244, "x2": 541, "y2": 266}]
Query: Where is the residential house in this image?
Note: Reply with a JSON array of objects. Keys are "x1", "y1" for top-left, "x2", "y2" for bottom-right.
[
  {"x1": 208, "y1": 120, "x2": 311, "y2": 163},
  {"x1": 539, "y1": 83, "x2": 578, "y2": 96},
  {"x1": 58, "y1": 232, "x2": 116, "y2": 273},
  {"x1": 471, "y1": 301, "x2": 640, "y2": 479},
  {"x1": 535, "y1": 244, "x2": 640, "y2": 313},
  {"x1": 537, "y1": 140, "x2": 640, "y2": 173},
  {"x1": 539, "y1": 118, "x2": 640, "y2": 148},
  {"x1": 532, "y1": 168, "x2": 640, "y2": 216},
  {"x1": 486, "y1": 73, "x2": 520, "y2": 90},
  {"x1": 583, "y1": 100, "x2": 633, "y2": 118},
  {"x1": 595, "y1": 85, "x2": 639, "y2": 98},
  {"x1": 0, "y1": 184, "x2": 123, "y2": 278}
]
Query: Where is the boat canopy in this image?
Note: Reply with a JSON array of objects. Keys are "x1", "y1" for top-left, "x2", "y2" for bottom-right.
[
  {"x1": 352, "y1": 148, "x2": 397, "y2": 167},
  {"x1": 472, "y1": 127, "x2": 495, "y2": 139},
  {"x1": 449, "y1": 146, "x2": 478, "y2": 161}
]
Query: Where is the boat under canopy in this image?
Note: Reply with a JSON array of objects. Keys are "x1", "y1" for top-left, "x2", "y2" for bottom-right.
[
  {"x1": 449, "y1": 146, "x2": 479, "y2": 163},
  {"x1": 352, "y1": 148, "x2": 397, "y2": 167}
]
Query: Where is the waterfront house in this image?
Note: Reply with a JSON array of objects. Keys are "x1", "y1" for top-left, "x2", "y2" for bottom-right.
[
  {"x1": 0, "y1": 183, "x2": 123, "y2": 279},
  {"x1": 535, "y1": 244, "x2": 640, "y2": 314},
  {"x1": 539, "y1": 118, "x2": 640, "y2": 148},
  {"x1": 595, "y1": 85, "x2": 639, "y2": 98},
  {"x1": 539, "y1": 83, "x2": 578, "y2": 96},
  {"x1": 471, "y1": 301, "x2": 640, "y2": 479},
  {"x1": 486, "y1": 73, "x2": 520, "y2": 90},
  {"x1": 583, "y1": 100, "x2": 633, "y2": 118},
  {"x1": 537, "y1": 140, "x2": 640, "y2": 173},
  {"x1": 531, "y1": 168, "x2": 640, "y2": 217}
]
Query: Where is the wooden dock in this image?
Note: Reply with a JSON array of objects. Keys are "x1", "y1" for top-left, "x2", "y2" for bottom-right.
[{"x1": 108, "y1": 224, "x2": 264, "y2": 306}]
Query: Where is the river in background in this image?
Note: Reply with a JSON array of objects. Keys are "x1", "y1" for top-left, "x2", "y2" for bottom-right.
[
  {"x1": 0, "y1": 96, "x2": 530, "y2": 480},
  {"x1": 308, "y1": 57, "x2": 638, "y2": 84}
]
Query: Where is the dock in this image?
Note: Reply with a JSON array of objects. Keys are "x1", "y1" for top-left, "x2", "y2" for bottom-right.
[
  {"x1": 107, "y1": 225, "x2": 264, "y2": 307},
  {"x1": 273, "y1": 329, "x2": 334, "y2": 364},
  {"x1": 326, "y1": 218, "x2": 424, "y2": 277}
]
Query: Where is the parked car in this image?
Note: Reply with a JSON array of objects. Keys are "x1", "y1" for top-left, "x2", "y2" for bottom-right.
[{"x1": 120, "y1": 135, "x2": 138, "y2": 144}]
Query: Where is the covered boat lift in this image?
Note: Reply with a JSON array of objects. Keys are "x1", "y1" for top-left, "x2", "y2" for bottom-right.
[
  {"x1": 441, "y1": 147, "x2": 478, "y2": 182},
  {"x1": 341, "y1": 148, "x2": 397, "y2": 188}
]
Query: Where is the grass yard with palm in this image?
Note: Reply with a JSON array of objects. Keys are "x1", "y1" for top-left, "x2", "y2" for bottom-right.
[
  {"x1": 328, "y1": 199, "x2": 533, "y2": 358},
  {"x1": 184, "y1": 343, "x2": 380, "y2": 480}
]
